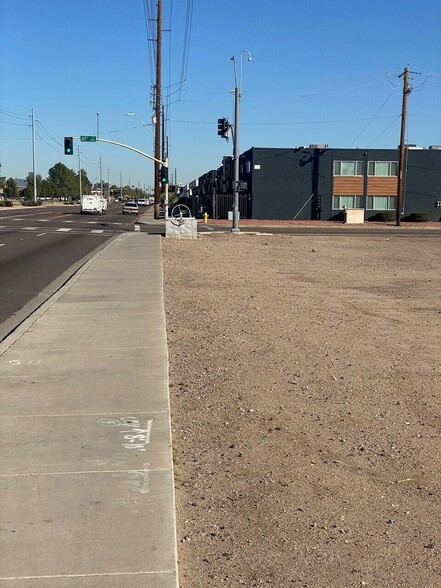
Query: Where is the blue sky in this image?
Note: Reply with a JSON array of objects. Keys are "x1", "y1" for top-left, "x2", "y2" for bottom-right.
[{"x1": 1, "y1": 0, "x2": 440, "y2": 189}]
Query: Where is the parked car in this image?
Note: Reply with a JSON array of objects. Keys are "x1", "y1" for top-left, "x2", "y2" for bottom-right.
[{"x1": 122, "y1": 201, "x2": 139, "y2": 214}]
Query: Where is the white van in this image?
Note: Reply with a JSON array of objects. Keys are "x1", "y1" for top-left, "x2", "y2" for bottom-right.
[{"x1": 80, "y1": 195, "x2": 108, "y2": 215}]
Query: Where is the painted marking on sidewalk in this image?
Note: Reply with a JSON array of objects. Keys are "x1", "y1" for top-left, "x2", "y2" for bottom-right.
[
  {"x1": 56, "y1": 228, "x2": 72, "y2": 232},
  {"x1": 97, "y1": 416, "x2": 153, "y2": 452},
  {"x1": 0, "y1": 571, "x2": 173, "y2": 580}
]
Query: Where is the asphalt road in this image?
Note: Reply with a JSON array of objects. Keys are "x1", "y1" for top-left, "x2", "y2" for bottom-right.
[{"x1": 0, "y1": 202, "x2": 147, "y2": 338}]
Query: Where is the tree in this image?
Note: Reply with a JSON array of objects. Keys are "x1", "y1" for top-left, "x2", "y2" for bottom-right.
[
  {"x1": 21, "y1": 172, "x2": 43, "y2": 200},
  {"x1": 4, "y1": 177, "x2": 18, "y2": 198},
  {"x1": 78, "y1": 169, "x2": 92, "y2": 198},
  {"x1": 47, "y1": 163, "x2": 78, "y2": 199}
]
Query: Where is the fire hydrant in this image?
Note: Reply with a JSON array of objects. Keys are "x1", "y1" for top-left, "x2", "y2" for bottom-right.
[{"x1": 203, "y1": 212, "x2": 208, "y2": 224}]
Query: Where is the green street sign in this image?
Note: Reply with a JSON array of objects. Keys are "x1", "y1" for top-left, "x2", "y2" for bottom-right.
[{"x1": 80, "y1": 135, "x2": 97, "y2": 142}]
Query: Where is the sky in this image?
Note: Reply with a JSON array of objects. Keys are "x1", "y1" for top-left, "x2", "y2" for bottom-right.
[{"x1": 1, "y1": 0, "x2": 440, "y2": 190}]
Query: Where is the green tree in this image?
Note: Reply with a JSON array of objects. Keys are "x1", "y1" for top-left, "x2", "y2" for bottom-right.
[
  {"x1": 21, "y1": 172, "x2": 43, "y2": 200},
  {"x1": 78, "y1": 169, "x2": 92, "y2": 198},
  {"x1": 47, "y1": 163, "x2": 77, "y2": 199},
  {"x1": 0, "y1": 175, "x2": 6, "y2": 191},
  {"x1": 4, "y1": 177, "x2": 18, "y2": 198}
]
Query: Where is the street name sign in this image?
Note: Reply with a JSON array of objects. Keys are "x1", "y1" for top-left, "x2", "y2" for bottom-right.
[{"x1": 80, "y1": 135, "x2": 97, "y2": 142}]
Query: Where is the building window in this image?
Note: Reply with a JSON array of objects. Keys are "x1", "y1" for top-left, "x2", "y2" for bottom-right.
[
  {"x1": 366, "y1": 195, "x2": 396, "y2": 210},
  {"x1": 367, "y1": 161, "x2": 398, "y2": 176},
  {"x1": 333, "y1": 161, "x2": 364, "y2": 176},
  {"x1": 332, "y1": 195, "x2": 362, "y2": 209}
]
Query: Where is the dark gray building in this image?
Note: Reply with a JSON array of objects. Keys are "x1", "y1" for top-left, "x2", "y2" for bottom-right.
[{"x1": 179, "y1": 146, "x2": 441, "y2": 221}]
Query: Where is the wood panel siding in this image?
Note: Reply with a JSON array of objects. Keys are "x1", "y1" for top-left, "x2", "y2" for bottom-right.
[
  {"x1": 367, "y1": 177, "x2": 398, "y2": 195},
  {"x1": 333, "y1": 177, "x2": 364, "y2": 195}
]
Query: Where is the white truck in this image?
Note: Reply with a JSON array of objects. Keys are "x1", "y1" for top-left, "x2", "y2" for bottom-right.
[{"x1": 80, "y1": 194, "x2": 108, "y2": 215}]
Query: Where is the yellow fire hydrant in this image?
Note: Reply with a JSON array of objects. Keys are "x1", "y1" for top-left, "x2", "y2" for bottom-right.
[{"x1": 203, "y1": 212, "x2": 209, "y2": 224}]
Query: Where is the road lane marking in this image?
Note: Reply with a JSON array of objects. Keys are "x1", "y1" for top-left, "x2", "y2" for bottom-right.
[
  {"x1": 23, "y1": 227, "x2": 39, "y2": 230},
  {"x1": 91, "y1": 229, "x2": 104, "y2": 234},
  {"x1": 56, "y1": 228, "x2": 72, "y2": 232},
  {"x1": 37, "y1": 233, "x2": 46, "y2": 237},
  {"x1": 0, "y1": 243, "x2": 5, "y2": 247}
]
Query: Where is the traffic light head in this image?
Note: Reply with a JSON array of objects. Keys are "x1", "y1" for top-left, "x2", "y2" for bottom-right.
[
  {"x1": 217, "y1": 118, "x2": 229, "y2": 139},
  {"x1": 160, "y1": 165, "x2": 168, "y2": 184},
  {"x1": 64, "y1": 137, "x2": 73, "y2": 155}
]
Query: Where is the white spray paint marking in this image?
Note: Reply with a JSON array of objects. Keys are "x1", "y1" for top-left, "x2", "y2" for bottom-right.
[
  {"x1": 98, "y1": 416, "x2": 153, "y2": 452},
  {"x1": 128, "y1": 463, "x2": 150, "y2": 494},
  {"x1": 8, "y1": 359, "x2": 41, "y2": 366}
]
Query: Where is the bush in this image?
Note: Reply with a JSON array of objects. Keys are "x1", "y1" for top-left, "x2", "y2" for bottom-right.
[
  {"x1": 403, "y1": 212, "x2": 429, "y2": 223},
  {"x1": 21, "y1": 199, "x2": 43, "y2": 206},
  {"x1": 0, "y1": 199, "x2": 13, "y2": 207},
  {"x1": 367, "y1": 211, "x2": 395, "y2": 222}
]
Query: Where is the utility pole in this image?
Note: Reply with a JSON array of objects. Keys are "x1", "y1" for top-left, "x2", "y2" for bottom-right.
[
  {"x1": 77, "y1": 147, "x2": 82, "y2": 201},
  {"x1": 31, "y1": 108, "x2": 37, "y2": 203},
  {"x1": 154, "y1": 0, "x2": 162, "y2": 219},
  {"x1": 396, "y1": 66, "x2": 412, "y2": 227}
]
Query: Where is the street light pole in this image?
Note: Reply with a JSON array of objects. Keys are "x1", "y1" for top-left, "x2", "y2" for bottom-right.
[
  {"x1": 230, "y1": 51, "x2": 252, "y2": 233},
  {"x1": 126, "y1": 112, "x2": 155, "y2": 138}
]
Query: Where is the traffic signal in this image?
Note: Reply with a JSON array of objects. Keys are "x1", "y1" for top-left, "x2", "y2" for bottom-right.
[
  {"x1": 217, "y1": 118, "x2": 229, "y2": 139},
  {"x1": 64, "y1": 137, "x2": 73, "y2": 155},
  {"x1": 160, "y1": 165, "x2": 168, "y2": 184}
]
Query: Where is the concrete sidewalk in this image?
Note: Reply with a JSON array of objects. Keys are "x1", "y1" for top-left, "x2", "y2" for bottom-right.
[{"x1": 0, "y1": 233, "x2": 179, "y2": 587}]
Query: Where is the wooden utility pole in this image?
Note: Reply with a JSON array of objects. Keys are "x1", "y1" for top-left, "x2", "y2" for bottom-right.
[
  {"x1": 154, "y1": 0, "x2": 162, "y2": 219},
  {"x1": 396, "y1": 67, "x2": 411, "y2": 226}
]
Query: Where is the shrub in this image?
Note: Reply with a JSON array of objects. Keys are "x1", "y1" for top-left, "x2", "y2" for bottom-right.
[
  {"x1": 403, "y1": 212, "x2": 429, "y2": 223},
  {"x1": 0, "y1": 199, "x2": 13, "y2": 207},
  {"x1": 21, "y1": 199, "x2": 43, "y2": 206},
  {"x1": 367, "y1": 211, "x2": 395, "y2": 222}
]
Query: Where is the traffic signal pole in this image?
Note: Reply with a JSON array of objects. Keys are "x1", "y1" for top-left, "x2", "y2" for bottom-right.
[{"x1": 232, "y1": 83, "x2": 240, "y2": 233}]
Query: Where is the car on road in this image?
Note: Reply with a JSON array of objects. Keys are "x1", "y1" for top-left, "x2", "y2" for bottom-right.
[
  {"x1": 122, "y1": 201, "x2": 139, "y2": 214},
  {"x1": 137, "y1": 198, "x2": 148, "y2": 206}
]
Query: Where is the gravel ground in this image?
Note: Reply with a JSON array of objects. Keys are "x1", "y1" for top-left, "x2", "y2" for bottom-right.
[{"x1": 163, "y1": 233, "x2": 441, "y2": 588}]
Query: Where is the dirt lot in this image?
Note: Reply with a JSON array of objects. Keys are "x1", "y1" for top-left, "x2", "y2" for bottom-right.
[{"x1": 163, "y1": 232, "x2": 440, "y2": 588}]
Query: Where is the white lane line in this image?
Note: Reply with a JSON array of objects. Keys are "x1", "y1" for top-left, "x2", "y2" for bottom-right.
[
  {"x1": 63, "y1": 220, "x2": 74, "y2": 223},
  {"x1": 0, "y1": 244, "x2": 5, "y2": 247},
  {"x1": 36, "y1": 233, "x2": 46, "y2": 237},
  {"x1": 91, "y1": 229, "x2": 104, "y2": 234},
  {"x1": 56, "y1": 228, "x2": 72, "y2": 232},
  {"x1": 23, "y1": 227, "x2": 39, "y2": 231},
  {"x1": 87, "y1": 221, "x2": 98, "y2": 224}
]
